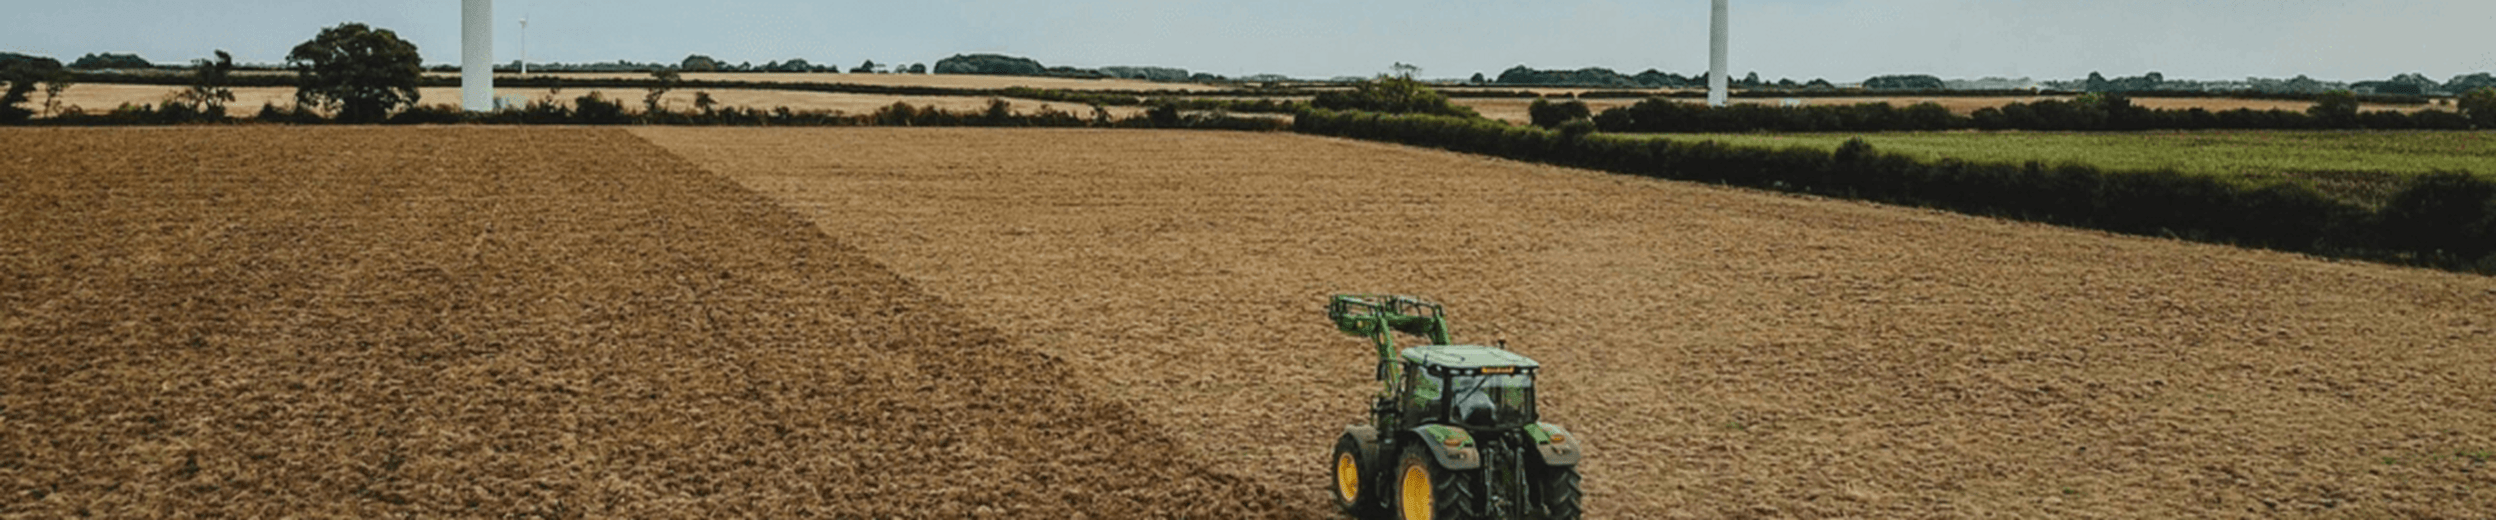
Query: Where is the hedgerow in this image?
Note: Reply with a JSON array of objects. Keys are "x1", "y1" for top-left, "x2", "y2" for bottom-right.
[
  {"x1": 30, "y1": 98, "x2": 1293, "y2": 131},
  {"x1": 1592, "y1": 93, "x2": 2487, "y2": 133},
  {"x1": 1296, "y1": 108, "x2": 2495, "y2": 272}
]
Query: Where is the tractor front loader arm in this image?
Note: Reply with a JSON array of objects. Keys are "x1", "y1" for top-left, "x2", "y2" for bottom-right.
[{"x1": 1327, "y1": 294, "x2": 1454, "y2": 394}]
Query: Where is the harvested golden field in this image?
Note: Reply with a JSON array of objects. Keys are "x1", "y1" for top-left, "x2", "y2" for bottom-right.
[
  {"x1": 42, "y1": 83, "x2": 2418, "y2": 127},
  {"x1": 0, "y1": 127, "x2": 1287, "y2": 517},
  {"x1": 1455, "y1": 96, "x2": 2431, "y2": 125},
  {"x1": 421, "y1": 71, "x2": 1225, "y2": 92},
  {"x1": 36, "y1": 86, "x2": 1146, "y2": 119},
  {"x1": 1439, "y1": 87, "x2": 1688, "y2": 97},
  {"x1": 639, "y1": 127, "x2": 2496, "y2": 519}
]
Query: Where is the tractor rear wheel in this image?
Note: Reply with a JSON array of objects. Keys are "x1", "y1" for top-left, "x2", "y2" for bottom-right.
[
  {"x1": 1531, "y1": 463, "x2": 1582, "y2": 520},
  {"x1": 1331, "y1": 435, "x2": 1379, "y2": 516},
  {"x1": 1392, "y1": 444, "x2": 1477, "y2": 520}
]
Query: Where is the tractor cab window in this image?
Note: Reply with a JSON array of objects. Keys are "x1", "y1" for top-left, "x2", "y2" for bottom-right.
[
  {"x1": 1401, "y1": 363, "x2": 1441, "y2": 423},
  {"x1": 1407, "y1": 362, "x2": 1447, "y2": 405},
  {"x1": 1446, "y1": 373, "x2": 1535, "y2": 430}
]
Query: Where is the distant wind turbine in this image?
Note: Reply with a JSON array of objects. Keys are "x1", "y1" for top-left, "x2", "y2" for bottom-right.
[
  {"x1": 462, "y1": 0, "x2": 493, "y2": 111},
  {"x1": 1709, "y1": 0, "x2": 1729, "y2": 107}
]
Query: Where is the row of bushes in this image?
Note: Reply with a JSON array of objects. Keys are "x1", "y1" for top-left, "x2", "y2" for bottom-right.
[
  {"x1": 1966, "y1": 93, "x2": 2485, "y2": 131},
  {"x1": 1570, "y1": 93, "x2": 2494, "y2": 133},
  {"x1": 61, "y1": 69, "x2": 1302, "y2": 99},
  {"x1": 1295, "y1": 108, "x2": 2496, "y2": 271},
  {"x1": 1454, "y1": 88, "x2": 2440, "y2": 106},
  {"x1": 31, "y1": 95, "x2": 1294, "y2": 131}
]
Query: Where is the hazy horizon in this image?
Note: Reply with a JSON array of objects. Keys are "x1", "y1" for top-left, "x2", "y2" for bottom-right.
[{"x1": 7, "y1": 0, "x2": 2493, "y2": 83}]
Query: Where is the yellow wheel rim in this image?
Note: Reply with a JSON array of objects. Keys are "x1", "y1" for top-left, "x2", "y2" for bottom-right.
[
  {"x1": 1335, "y1": 453, "x2": 1361, "y2": 502},
  {"x1": 1400, "y1": 462, "x2": 1433, "y2": 520}
]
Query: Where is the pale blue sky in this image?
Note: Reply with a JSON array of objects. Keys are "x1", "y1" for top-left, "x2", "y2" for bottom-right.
[{"x1": 7, "y1": 0, "x2": 2492, "y2": 82}]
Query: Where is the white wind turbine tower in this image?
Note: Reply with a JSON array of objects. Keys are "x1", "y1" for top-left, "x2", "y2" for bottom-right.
[
  {"x1": 462, "y1": 0, "x2": 493, "y2": 111},
  {"x1": 519, "y1": 16, "x2": 529, "y2": 75},
  {"x1": 1709, "y1": 0, "x2": 1730, "y2": 107}
]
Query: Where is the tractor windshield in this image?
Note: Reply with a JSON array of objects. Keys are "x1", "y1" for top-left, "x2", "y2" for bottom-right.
[{"x1": 1445, "y1": 373, "x2": 1535, "y2": 430}]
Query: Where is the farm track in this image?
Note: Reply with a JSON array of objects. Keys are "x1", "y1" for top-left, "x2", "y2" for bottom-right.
[
  {"x1": 639, "y1": 127, "x2": 2496, "y2": 519},
  {"x1": 0, "y1": 127, "x2": 1289, "y2": 518}
]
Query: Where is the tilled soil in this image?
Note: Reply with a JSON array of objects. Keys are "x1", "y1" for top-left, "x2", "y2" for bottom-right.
[
  {"x1": 639, "y1": 127, "x2": 2496, "y2": 519},
  {"x1": 0, "y1": 127, "x2": 1288, "y2": 518}
]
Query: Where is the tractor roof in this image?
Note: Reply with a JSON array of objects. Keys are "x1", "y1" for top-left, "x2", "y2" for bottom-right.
[{"x1": 1400, "y1": 344, "x2": 1540, "y2": 369}]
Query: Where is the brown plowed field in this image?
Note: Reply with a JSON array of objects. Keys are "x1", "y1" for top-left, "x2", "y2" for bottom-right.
[
  {"x1": 638, "y1": 127, "x2": 2496, "y2": 519},
  {"x1": 0, "y1": 128, "x2": 1287, "y2": 517}
]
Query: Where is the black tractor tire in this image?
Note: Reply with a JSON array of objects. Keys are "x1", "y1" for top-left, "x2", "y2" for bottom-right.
[
  {"x1": 1332, "y1": 434, "x2": 1381, "y2": 516},
  {"x1": 1391, "y1": 444, "x2": 1479, "y2": 520},
  {"x1": 1530, "y1": 463, "x2": 1582, "y2": 520}
]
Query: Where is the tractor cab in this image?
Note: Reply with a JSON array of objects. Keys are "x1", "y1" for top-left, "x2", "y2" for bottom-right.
[{"x1": 1395, "y1": 345, "x2": 1540, "y2": 432}]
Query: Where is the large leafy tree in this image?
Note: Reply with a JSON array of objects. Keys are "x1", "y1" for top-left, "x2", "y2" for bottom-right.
[
  {"x1": 288, "y1": 23, "x2": 423, "y2": 123},
  {"x1": 1, "y1": 53, "x2": 64, "y2": 123}
]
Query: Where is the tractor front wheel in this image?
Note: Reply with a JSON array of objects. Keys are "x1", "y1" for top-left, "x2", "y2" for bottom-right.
[
  {"x1": 1332, "y1": 435, "x2": 1379, "y2": 516},
  {"x1": 1393, "y1": 444, "x2": 1477, "y2": 520}
]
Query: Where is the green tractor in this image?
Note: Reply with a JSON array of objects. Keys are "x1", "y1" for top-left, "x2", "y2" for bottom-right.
[{"x1": 1325, "y1": 294, "x2": 1583, "y2": 520}]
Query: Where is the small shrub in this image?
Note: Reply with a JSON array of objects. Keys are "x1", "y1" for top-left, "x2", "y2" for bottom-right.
[
  {"x1": 573, "y1": 92, "x2": 627, "y2": 124},
  {"x1": 1529, "y1": 98, "x2": 1592, "y2": 129},
  {"x1": 1147, "y1": 103, "x2": 1181, "y2": 127},
  {"x1": 385, "y1": 104, "x2": 466, "y2": 125},
  {"x1": 2307, "y1": 90, "x2": 2360, "y2": 128}
]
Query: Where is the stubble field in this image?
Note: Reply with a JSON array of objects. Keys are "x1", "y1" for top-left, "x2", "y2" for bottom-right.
[
  {"x1": 639, "y1": 127, "x2": 2496, "y2": 519},
  {"x1": 0, "y1": 127, "x2": 1287, "y2": 518},
  {"x1": 33, "y1": 85, "x2": 1148, "y2": 120}
]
